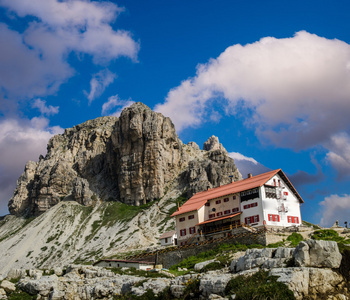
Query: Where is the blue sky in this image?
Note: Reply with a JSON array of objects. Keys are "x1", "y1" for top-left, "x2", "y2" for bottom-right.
[{"x1": 0, "y1": 0, "x2": 350, "y2": 227}]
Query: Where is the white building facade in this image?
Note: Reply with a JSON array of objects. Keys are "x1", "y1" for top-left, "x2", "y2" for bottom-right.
[{"x1": 171, "y1": 169, "x2": 303, "y2": 245}]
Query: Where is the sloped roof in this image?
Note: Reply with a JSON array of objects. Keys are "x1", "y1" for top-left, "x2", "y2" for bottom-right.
[
  {"x1": 171, "y1": 169, "x2": 303, "y2": 217},
  {"x1": 196, "y1": 212, "x2": 242, "y2": 226},
  {"x1": 159, "y1": 230, "x2": 176, "y2": 239}
]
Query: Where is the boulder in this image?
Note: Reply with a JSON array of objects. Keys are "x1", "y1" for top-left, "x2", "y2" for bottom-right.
[
  {"x1": 18, "y1": 275, "x2": 58, "y2": 296},
  {"x1": 294, "y1": 240, "x2": 342, "y2": 268},
  {"x1": 194, "y1": 259, "x2": 219, "y2": 271},
  {"x1": 6, "y1": 269, "x2": 26, "y2": 280},
  {"x1": 0, "y1": 280, "x2": 16, "y2": 292},
  {"x1": 270, "y1": 267, "x2": 343, "y2": 300},
  {"x1": 142, "y1": 278, "x2": 171, "y2": 295},
  {"x1": 199, "y1": 273, "x2": 233, "y2": 297}
]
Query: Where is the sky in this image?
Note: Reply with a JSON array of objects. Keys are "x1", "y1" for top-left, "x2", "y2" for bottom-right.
[{"x1": 0, "y1": 0, "x2": 349, "y2": 227}]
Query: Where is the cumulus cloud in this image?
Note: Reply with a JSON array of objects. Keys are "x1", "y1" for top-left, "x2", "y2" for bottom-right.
[
  {"x1": 86, "y1": 69, "x2": 116, "y2": 104},
  {"x1": 0, "y1": 117, "x2": 63, "y2": 215},
  {"x1": 101, "y1": 95, "x2": 135, "y2": 117},
  {"x1": 229, "y1": 152, "x2": 258, "y2": 165},
  {"x1": 32, "y1": 99, "x2": 59, "y2": 116},
  {"x1": 319, "y1": 194, "x2": 350, "y2": 227},
  {"x1": 325, "y1": 132, "x2": 350, "y2": 179},
  {"x1": 156, "y1": 31, "x2": 350, "y2": 152},
  {"x1": 0, "y1": 0, "x2": 138, "y2": 101},
  {"x1": 228, "y1": 152, "x2": 270, "y2": 178}
]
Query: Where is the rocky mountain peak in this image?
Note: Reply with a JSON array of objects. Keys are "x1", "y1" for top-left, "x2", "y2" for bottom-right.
[
  {"x1": 203, "y1": 135, "x2": 226, "y2": 152},
  {"x1": 9, "y1": 103, "x2": 241, "y2": 216}
]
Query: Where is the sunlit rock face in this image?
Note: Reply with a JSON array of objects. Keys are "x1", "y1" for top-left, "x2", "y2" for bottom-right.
[{"x1": 9, "y1": 102, "x2": 241, "y2": 216}]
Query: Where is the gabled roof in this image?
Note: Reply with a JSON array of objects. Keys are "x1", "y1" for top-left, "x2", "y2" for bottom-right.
[
  {"x1": 159, "y1": 230, "x2": 176, "y2": 239},
  {"x1": 171, "y1": 169, "x2": 303, "y2": 217}
]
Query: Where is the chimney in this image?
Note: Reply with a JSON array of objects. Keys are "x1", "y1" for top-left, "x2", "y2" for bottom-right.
[{"x1": 247, "y1": 173, "x2": 253, "y2": 178}]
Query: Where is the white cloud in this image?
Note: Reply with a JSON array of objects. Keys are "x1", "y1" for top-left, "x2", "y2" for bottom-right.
[
  {"x1": 155, "y1": 31, "x2": 350, "y2": 152},
  {"x1": 228, "y1": 152, "x2": 270, "y2": 178},
  {"x1": 32, "y1": 99, "x2": 59, "y2": 116},
  {"x1": 228, "y1": 152, "x2": 258, "y2": 165},
  {"x1": 0, "y1": 117, "x2": 64, "y2": 215},
  {"x1": 101, "y1": 95, "x2": 134, "y2": 117},
  {"x1": 319, "y1": 194, "x2": 350, "y2": 227},
  {"x1": 0, "y1": 0, "x2": 138, "y2": 101},
  {"x1": 326, "y1": 132, "x2": 350, "y2": 179},
  {"x1": 86, "y1": 69, "x2": 116, "y2": 103}
]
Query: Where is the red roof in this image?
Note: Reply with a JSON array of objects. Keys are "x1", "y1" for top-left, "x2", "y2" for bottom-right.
[
  {"x1": 171, "y1": 169, "x2": 303, "y2": 217},
  {"x1": 196, "y1": 212, "x2": 242, "y2": 226}
]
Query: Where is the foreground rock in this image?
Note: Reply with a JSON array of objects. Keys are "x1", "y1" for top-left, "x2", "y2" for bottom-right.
[
  {"x1": 9, "y1": 102, "x2": 241, "y2": 216},
  {"x1": 1, "y1": 240, "x2": 348, "y2": 300}
]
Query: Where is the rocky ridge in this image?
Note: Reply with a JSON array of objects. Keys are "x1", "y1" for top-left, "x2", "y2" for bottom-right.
[
  {"x1": 9, "y1": 102, "x2": 241, "y2": 216},
  {"x1": 0, "y1": 240, "x2": 348, "y2": 300}
]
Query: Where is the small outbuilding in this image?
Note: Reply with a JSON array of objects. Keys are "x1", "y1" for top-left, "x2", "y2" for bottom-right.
[
  {"x1": 159, "y1": 230, "x2": 177, "y2": 246},
  {"x1": 93, "y1": 259, "x2": 155, "y2": 270}
]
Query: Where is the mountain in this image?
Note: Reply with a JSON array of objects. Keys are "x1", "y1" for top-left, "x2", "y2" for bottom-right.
[{"x1": 0, "y1": 102, "x2": 241, "y2": 273}]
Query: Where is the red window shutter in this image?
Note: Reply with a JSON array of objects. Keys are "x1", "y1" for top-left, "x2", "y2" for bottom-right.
[
  {"x1": 277, "y1": 215, "x2": 280, "y2": 222},
  {"x1": 296, "y1": 217, "x2": 299, "y2": 223}
]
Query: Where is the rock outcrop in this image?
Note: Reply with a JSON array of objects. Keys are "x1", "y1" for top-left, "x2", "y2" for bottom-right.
[
  {"x1": 2, "y1": 240, "x2": 348, "y2": 300},
  {"x1": 9, "y1": 102, "x2": 241, "y2": 216}
]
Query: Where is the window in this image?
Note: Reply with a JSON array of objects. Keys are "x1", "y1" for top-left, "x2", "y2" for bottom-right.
[
  {"x1": 189, "y1": 227, "x2": 196, "y2": 234},
  {"x1": 288, "y1": 216, "x2": 299, "y2": 223},
  {"x1": 205, "y1": 202, "x2": 210, "y2": 206},
  {"x1": 217, "y1": 212, "x2": 223, "y2": 217},
  {"x1": 233, "y1": 196, "x2": 236, "y2": 200},
  {"x1": 165, "y1": 238, "x2": 168, "y2": 243},
  {"x1": 224, "y1": 198, "x2": 229, "y2": 202},
  {"x1": 216, "y1": 200, "x2": 221, "y2": 204},
  {"x1": 240, "y1": 189, "x2": 259, "y2": 202},
  {"x1": 273, "y1": 179, "x2": 276, "y2": 186},
  {"x1": 188, "y1": 215, "x2": 194, "y2": 220},
  {"x1": 278, "y1": 179, "x2": 281, "y2": 187},
  {"x1": 179, "y1": 217, "x2": 185, "y2": 222},
  {"x1": 181, "y1": 241, "x2": 186, "y2": 246},
  {"x1": 232, "y1": 207, "x2": 239, "y2": 213},
  {"x1": 244, "y1": 202, "x2": 257, "y2": 209},
  {"x1": 209, "y1": 214, "x2": 215, "y2": 219},
  {"x1": 180, "y1": 229, "x2": 186, "y2": 236},
  {"x1": 245, "y1": 215, "x2": 260, "y2": 225},
  {"x1": 283, "y1": 192, "x2": 288, "y2": 196},
  {"x1": 224, "y1": 209, "x2": 231, "y2": 215},
  {"x1": 268, "y1": 214, "x2": 280, "y2": 222}
]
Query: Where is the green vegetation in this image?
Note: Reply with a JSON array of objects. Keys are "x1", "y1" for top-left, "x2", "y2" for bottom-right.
[
  {"x1": 169, "y1": 243, "x2": 263, "y2": 275},
  {"x1": 46, "y1": 231, "x2": 63, "y2": 243},
  {"x1": 286, "y1": 232, "x2": 304, "y2": 247},
  {"x1": 225, "y1": 270, "x2": 295, "y2": 300},
  {"x1": 7, "y1": 290, "x2": 37, "y2": 300},
  {"x1": 102, "y1": 200, "x2": 156, "y2": 226},
  {"x1": 312, "y1": 229, "x2": 343, "y2": 242},
  {"x1": 311, "y1": 229, "x2": 350, "y2": 253},
  {"x1": 302, "y1": 220, "x2": 321, "y2": 230},
  {"x1": 109, "y1": 267, "x2": 171, "y2": 278},
  {"x1": 113, "y1": 288, "x2": 173, "y2": 300}
]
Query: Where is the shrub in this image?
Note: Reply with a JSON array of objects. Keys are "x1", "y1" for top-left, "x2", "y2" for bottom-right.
[
  {"x1": 201, "y1": 261, "x2": 223, "y2": 272},
  {"x1": 287, "y1": 232, "x2": 303, "y2": 247},
  {"x1": 311, "y1": 229, "x2": 344, "y2": 243},
  {"x1": 225, "y1": 270, "x2": 295, "y2": 300}
]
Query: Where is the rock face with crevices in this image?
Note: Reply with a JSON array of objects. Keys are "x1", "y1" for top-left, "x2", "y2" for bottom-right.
[{"x1": 9, "y1": 102, "x2": 241, "y2": 216}]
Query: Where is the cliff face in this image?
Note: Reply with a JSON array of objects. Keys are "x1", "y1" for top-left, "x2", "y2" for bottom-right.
[{"x1": 9, "y1": 102, "x2": 241, "y2": 216}]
